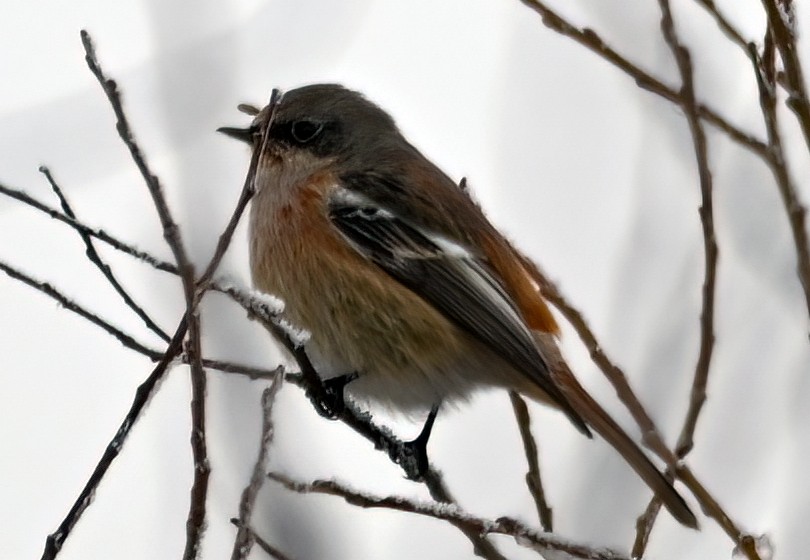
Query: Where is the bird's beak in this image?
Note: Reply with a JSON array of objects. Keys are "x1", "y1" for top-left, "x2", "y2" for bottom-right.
[{"x1": 217, "y1": 125, "x2": 255, "y2": 144}]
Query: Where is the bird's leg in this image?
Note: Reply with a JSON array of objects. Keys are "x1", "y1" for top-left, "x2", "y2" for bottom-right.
[
  {"x1": 401, "y1": 404, "x2": 441, "y2": 480},
  {"x1": 309, "y1": 372, "x2": 359, "y2": 419}
]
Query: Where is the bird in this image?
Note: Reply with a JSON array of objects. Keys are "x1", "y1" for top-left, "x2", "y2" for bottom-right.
[{"x1": 219, "y1": 83, "x2": 698, "y2": 529}]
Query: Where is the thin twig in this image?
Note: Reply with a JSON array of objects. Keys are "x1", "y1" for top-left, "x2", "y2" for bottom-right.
[
  {"x1": 747, "y1": 37, "x2": 810, "y2": 334},
  {"x1": 655, "y1": 0, "x2": 719, "y2": 470},
  {"x1": 0, "y1": 196, "x2": 283, "y2": 382},
  {"x1": 2, "y1": 248, "x2": 296, "y2": 381},
  {"x1": 229, "y1": 520, "x2": 294, "y2": 560},
  {"x1": 269, "y1": 473, "x2": 631, "y2": 560},
  {"x1": 184, "y1": 97, "x2": 285, "y2": 542},
  {"x1": 0, "y1": 178, "x2": 291, "y2": 381},
  {"x1": 1, "y1": 176, "x2": 285, "y2": 380},
  {"x1": 0, "y1": 259, "x2": 282, "y2": 381},
  {"x1": 0, "y1": 260, "x2": 163, "y2": 360},
  {"x1": 516, "y1": 0, "x2": 768, "y2": 157},
  {"x1": 82, "y1": 31, "x2": 214, "y2": 559},
  {"x1": 508, "y1": 391, "x2": 553, "y2": 531},
  {"x1": 196, "y1": 89, "x2": 280, "y2": 293},
  {"x1": 39, "y1": 166, "x2": 171, "y2": 343},
  {"x1": 633, "y1": 495, "x2": 663, "y2": 559},
  {"x1": 80, "y1": 30, "x2": 196, "y2": 287},
  {"x1": 0, "y1": 181, "x2": 177, "y2": 274},
  {"x1": 633, "y1": 0, "x2": 722, "y2": 555},
  {"x1": 231, "y1": 372, "x2": 285, "y2": 560},
  {"x1": 1, "y1": 258, "x2": 286, "y2": 388},
  {"x1": 40, "y1": 319, "x2": 189, "y2": 560},
  {"x1": 761, "y1": 0, "x2": 810, "y2": 152},
  {"x1": 692, "y1": 0, "x2": 750, "y2": 52},
  {"x1": 676, "y1": 464, "x2": 761, "y2": 559},
  {"x1": 207, "y1": 360, "x2": 282, "y2": 380}
]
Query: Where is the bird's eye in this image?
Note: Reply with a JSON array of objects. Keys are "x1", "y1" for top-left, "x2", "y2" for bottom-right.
[{"x1": 290, "y1": 120, "x2": 323, "y2": 143}]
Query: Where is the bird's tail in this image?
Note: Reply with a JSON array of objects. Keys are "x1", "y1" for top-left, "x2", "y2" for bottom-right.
[
  {"x1": 557, "y1": 375, "x2": 698, "y2": 529},
  {"x1": 526, "y1": 334, "x2": 698, "y2": 529},
  {"x1": 512, "y1": 250, "x2": 697, "y2": 527}
]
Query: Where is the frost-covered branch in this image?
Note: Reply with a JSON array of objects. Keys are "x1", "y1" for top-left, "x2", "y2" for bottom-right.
[
  {"x1": 269, "y1": 473, "x2": 632, "y2": 560},
  {"x1": 40, "y1": 165, "x2": 171, "y2": 343}
]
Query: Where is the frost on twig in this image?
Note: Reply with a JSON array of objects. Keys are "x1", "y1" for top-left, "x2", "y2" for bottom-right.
[{"x1": 269, "y1": 473, "x2": 631, "y2": 560}]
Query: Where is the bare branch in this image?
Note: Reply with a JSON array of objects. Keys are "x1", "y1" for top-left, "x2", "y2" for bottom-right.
[
  {"x1": 508, "y1": 391, "x2": 553, "y2": 531},
  {"x1": 207, "y1": 360, "x2": 283, "y2": 380},
  {"x1": 692, "y1": 0, "x2": 750, "y2": 52},
  {"x1": 185, "y1": 97, "x2": 284, "y2": 549},
  {"x1": 183, "y1": 312, "x2": 209, "y2": 560},
  {"x1": 280, "y1": 374, "x2": 509, "y2": 559},
  {"x1": 80, "y1": 30, "x2": 195, "y2": 287},
  {"x1": 41, "y1": 319, "x2": 189, "y2": 560},
  {"x1": 633, "y1": 0, "x2": 722, "y2": 554},
  {"x1": 0, "y1": 181, "x2": 177, "y2": 274},
  {"x1": 39, "y1": 166, "x2": 171, "y2": 343},
  {"x1": 0, "y1": 257, "x2": 283, "y2": 383},
  {"x1": 761, "y1": 0, "x2": 810, "y2": 152},
  {"x1": 516, "y1": 0, "x2": 767, "y2": 157},
  {"x1": 231, "y1": 372, "x2": 285, "y2": 560},
  {"x1": 633, "y1": 495, "x2": 663, "y2": 559},
  {"x1": 655, "y1": 0, "x2": 719, "y2": 470},
  {"x1": 0, "y1": 260, "x2": 163, "y2": 360},
  {"x1": 676, "y1": 464, "x2": 762, "y2": 559},
  {"x1": 747, "y1": 40, "x2": 810, "y2": 334},
  {"x1": 269, "y1": 473, "x2": 631, "y2": 560},
  {"x1": 229, "y1": 520, "x2": 294, "y2": 560}
]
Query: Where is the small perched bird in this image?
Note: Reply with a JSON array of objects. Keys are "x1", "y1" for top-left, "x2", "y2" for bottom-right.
[{"x1": 220, "y1": 83, "x2": 697, "y2": 528}]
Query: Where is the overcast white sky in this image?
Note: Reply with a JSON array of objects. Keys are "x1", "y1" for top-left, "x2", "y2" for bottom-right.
[{"x1": 1, "y1": 1, "x2": 808, "y2": 559}]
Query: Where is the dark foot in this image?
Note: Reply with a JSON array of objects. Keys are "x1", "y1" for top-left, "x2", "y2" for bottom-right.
[
  {"x1": 308, "y1": 373, "x2": 359, "y2": 419},
  {"x1": 400, "y1": 405, "x2": 440, "y2": 480}
]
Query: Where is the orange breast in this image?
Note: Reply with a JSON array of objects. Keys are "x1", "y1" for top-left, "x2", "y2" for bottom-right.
[{"x1": 249, "y1": 172, "x2": 465, "y2": 377}]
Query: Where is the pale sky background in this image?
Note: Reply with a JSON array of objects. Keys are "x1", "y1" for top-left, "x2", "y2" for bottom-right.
[{"x1": 1, "y1": 1, "x2": 809, "y2": 559}]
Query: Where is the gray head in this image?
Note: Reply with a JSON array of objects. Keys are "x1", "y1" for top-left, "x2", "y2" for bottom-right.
[{"x1": 220, "y1": 84, "x2": 403, "y2": 165}]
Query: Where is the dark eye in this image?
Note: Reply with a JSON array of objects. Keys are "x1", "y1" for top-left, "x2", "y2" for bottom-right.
[{"x1": 291, "y1": 120, "x2": 323, "y2": 143}]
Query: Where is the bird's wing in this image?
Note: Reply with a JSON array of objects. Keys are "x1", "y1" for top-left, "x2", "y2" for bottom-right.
[{"x1": 327, "y1": 184, "x2": 590, "y2": 435}]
